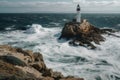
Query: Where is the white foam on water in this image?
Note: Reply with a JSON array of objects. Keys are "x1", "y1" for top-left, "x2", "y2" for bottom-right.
[
  {"x1": 5, "y1": 25, "x2": 15, "y2": 30},
  {"x1": 49, "y1": 22, "x2": 60, "y2": 26},
  {"x1": 63, "y1": 19, "x2": 68, "y2": 21},
  {"x1": 0, "y1": 24, "x2": 120, "y2": 80},
  {"x1": 117, "y1": 24, "x2": 120, "y2": 27},
  {"x1": 26, "y1": 24, "x2": 46, "y2": 34}
]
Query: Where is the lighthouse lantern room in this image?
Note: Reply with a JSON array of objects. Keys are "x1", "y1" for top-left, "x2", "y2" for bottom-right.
[{"x1": 76, "y1": 4, "x2": 81, "y2": 23}]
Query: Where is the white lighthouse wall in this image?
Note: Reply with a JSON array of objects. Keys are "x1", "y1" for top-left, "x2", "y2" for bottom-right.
[{"x1": 76, "y1": 11, "x2": 81, "y2": 23}]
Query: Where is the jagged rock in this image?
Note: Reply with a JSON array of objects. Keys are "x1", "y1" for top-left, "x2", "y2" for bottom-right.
[
  {"x1": 59, "y1": 22, "x2": 79, "y2": 39},
  {"x1": 0, "y1": 45, "x2": 84, "y2": 80},
  {"x1": 30, "y1": 62, "x2": 46, "y2": 72},
  {"x1": 0, "y1": 60, "x2": 38, "y2": 80},
  {"x1": 42, "y1": 68, "x2": 64, "y2": 79},
  {"x1": 100, "y1": 28, "x2": 116, "y2": 34},
  {"x1": 30, "y1": 52, "x2": 47, "y2": 75},
  {"x1": 42, "y1": 68, "x2": 53, "y2": 77},
  {"x1": 15, "y1": 48, "x2": 34, "y2": 63},
  {"x1": 59, "y1": 19, "x2": 116, "y2": 49},
  {"x1": 33, "y1": 52, "x2": 44, "y2": 62},
  {"x1": 52, "y1": 71, "x2": 64, "y2": 79}
]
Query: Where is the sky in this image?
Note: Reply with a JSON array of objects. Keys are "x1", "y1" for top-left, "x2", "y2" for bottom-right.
[{"x1": 0, "y1": 0, "x2": 120, "y2": 13}]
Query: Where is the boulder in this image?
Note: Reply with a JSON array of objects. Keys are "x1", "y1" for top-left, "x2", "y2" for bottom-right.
[{"x1": 0, "y1": 56, "x2": 27, "y2": 66}]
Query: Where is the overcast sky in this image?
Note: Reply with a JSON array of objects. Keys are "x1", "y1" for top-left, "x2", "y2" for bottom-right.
[{"x1": 0, "y1": 0, "x2": 120, "y2": 13}]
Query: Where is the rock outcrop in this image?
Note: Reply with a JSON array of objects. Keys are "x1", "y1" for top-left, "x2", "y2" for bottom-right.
[
  {"x1": 59, "y1": 19, "x2": 117, "y2": 49},
  {"x1": 0, "y1": 45, "x2": 84, "y2": 80}
]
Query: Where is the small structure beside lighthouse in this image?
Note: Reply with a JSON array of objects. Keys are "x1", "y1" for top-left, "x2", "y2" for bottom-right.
[{"x1": 76, "y1": 4, "x2": 81, "y2": 23}]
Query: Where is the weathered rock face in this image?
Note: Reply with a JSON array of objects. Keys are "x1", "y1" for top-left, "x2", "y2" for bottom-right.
[
  {"x1": 59, "y1": 19, "x2": 116, "y2": 49},
  {"x1": 0, "y1": 60, "x2": 39, "y2": 80},
  {"x1": 0, "y1": 45, "x2": 84, "y2": 80}
]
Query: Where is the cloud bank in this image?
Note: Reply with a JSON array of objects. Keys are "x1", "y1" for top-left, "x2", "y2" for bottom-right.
[{"x1": 0, "y1": 0, "x2": 120, "y2": 13}]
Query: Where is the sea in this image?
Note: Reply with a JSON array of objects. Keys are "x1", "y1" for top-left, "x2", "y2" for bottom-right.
[{"x1": 0, "y1": 13, "x2": 120, "y2": 80}]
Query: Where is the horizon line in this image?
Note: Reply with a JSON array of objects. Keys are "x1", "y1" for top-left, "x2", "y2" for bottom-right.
[{"x1": 0, "y1": 12, "x2": 120, "y2": 14}]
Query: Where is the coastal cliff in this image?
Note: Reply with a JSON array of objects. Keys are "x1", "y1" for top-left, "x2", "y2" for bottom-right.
[
  {"x1": 59, "y1": 19, "x2": 116, "y2": 49},
  {"x1": 0, "y1": 45, "x2": 84, "y2": 80}
]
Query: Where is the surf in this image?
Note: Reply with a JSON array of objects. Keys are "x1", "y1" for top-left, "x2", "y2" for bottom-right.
[{"x1": 0, "y1": 23, "x2": 120, "y2": 80}]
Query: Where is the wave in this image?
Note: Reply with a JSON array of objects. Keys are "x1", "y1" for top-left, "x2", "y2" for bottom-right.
[
  {"x1": 49, "y1": 22, "x2": 60, "y2": 26},
  {"x1": 26, "y1": 24, "x2": 45, "y2": 34}
]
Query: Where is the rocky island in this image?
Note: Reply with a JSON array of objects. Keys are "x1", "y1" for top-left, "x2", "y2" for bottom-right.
[
  {"x1": 59, "y1": 4, "x2": 118, "y2": 49},
  {"x1": 0, "y1": 45, "x2": 84, "y2": 80},
  {"x1": 59, "y1": 19, "x2": 116, "y2": 49}
]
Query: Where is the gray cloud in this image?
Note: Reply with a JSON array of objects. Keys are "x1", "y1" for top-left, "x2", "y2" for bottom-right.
[{"x1": 0, "y1": 0, "x2": 120, "y2": 13}]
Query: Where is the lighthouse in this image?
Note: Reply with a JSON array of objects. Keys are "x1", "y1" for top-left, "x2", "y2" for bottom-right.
[{"x1": 76, "y1": 4, "x2": 81, "y2": 23}]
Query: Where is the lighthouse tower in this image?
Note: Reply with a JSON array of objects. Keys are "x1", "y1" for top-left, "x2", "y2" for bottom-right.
[{"x1": 76, "y1": 4, "x2": 81, "y2": 23}]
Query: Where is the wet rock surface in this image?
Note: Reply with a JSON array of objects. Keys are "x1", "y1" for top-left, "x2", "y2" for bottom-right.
[
  {"x1": 59, "y1": 19, "x2": 117, "y2": 49},
  {"x1": 0, "y1": 45, "x2": 84, "y2": 80}
]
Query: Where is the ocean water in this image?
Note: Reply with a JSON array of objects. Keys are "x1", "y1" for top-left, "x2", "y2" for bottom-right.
[{"x1": 0, "y1": 13, "x2": 120, "y2": 80}]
